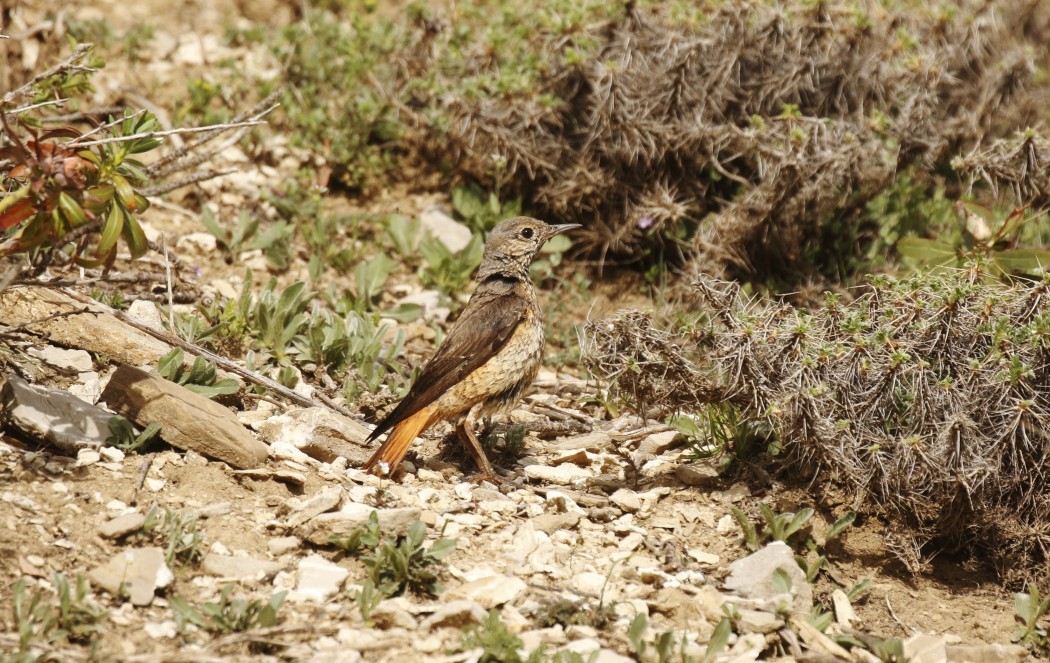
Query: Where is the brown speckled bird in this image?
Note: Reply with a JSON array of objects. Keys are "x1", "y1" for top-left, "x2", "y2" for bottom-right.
[{"x1": 362, "y1": 216, "x2": 580, "y2": 480}]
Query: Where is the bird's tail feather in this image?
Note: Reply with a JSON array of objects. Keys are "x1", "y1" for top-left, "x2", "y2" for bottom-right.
[{"x1": 362, "y1": 406, "x2": 436, "y2": 475}]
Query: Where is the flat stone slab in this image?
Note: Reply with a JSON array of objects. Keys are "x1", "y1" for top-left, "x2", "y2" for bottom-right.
[
  {"x1": 254, "y1": 407, "x2": 372, "y2": 465},
  {"x1": 101, "y1": 364, "x2": 267, "y2": 469},
  {"x1": 2, "y1": 375, "x2": 113, "y2": 454},
  {"x1": 98, "y1": 512, "x2": 147, "y2": 539},
  {"x1": 445, "y1": 575, "x2": 527, "y2": 609},
  {"x1": 88, "y1": 547, "x2": 173, "y2": 606},
  {"x1": 202, "y1": 553, "x2": 283, "y2": 580},
  {"x1": 0, "y1": 287, "x2": 173, "y2": 367},
  {"x1": 298, "y1": 506, "x2": 422, "y2": 546}
]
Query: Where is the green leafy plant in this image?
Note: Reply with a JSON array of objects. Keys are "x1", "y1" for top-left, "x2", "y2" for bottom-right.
[
  {"x1": 1013, "y1": 584, "x2": 1050, "y2": 653},
  {"x1": 171, "y1": 586, "x2": 286, "y2": 634},
  {"x1": 252, "y1": 279, "x2": 314, "y2": 365},
  {"x1": 384, "y1": 214, "x2": 423, "y2": 262},
  {"x1": 627, "y1": 612, "x2": 718, "y2": 663},
  {"x1": 350, "y1": 253, "x2": 397, "y2": 312},
  {"x1": 138, "y1": 507, "x2": 205, "y2": 569},
  {"x1": 331, "y1": 513, "x2": 456, "y2": 597},
  {"x1": 461, "y1": 610, "x2": 529, "y2": 663},
  {"x1": 897, "y1": 201, "x2": 1050, "y2": 277},
  {"x1": 731, "y1": 503, "x2": 815, "y2": 552},
  {"x1": 363, "y1": 520, "x2": 457, "y2": 597},
  {"x1": 200, "y1": 208, "x2": 291, "y2": 267},
  {"x1": 451, "y1": 183, "x2": 523, "y2": 234},
  {"x1": 105, "y1": 416, "x2": 162, "y2": 453},
  {"x1": 678, "y1": 403, "x2": 776, "y2": 465},
  {"x1": 532, "y1": 597, "x2": 614, "y2": 630},
  {"x1": 329, "y1": 510, "x2": 383, "y2": 556},
  {"x1": 9, "y1": 574, "x2": 106, "y2": 657},
  {"x1": 0, "y1": 108, "x2": 158, "y2": 270},
  {"x1": 354, "y1": 579, "x2": 383, "y2": 625},
  {"x1": 157, "y1": 348, "x2": 239, "y2": 398},
  {"x1": 421, "y1": 232, "x2": 484, "y2": 297}
]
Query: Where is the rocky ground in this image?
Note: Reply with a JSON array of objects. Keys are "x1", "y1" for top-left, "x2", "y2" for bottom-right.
[
  {"x1": 0, "y1": 299, "x2": 1030, "y2": 661},
  {"x1": 0, "y1": 0, "x2": 1042, "y2": 661}
]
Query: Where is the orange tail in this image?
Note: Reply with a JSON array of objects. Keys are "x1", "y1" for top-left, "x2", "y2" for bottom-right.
[{"x1": 362, "y1": 406, "x2": 437, "y2": 475}]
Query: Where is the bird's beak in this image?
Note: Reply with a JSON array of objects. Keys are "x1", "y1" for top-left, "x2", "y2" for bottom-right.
[{"x1": 544, "y1": 223, "x2": 582, "y2": 240}]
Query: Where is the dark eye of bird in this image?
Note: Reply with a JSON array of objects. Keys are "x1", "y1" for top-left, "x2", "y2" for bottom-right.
[{"x1": 520, "y1": 227, "x2": 534, "y2": 239}]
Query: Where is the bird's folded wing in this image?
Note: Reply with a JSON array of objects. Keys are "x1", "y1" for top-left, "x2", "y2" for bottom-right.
[{"x1": 366, "y1": 286, "x2": 527, "y2": 441}]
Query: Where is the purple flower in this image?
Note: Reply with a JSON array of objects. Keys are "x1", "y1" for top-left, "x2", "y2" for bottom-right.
[{"x1": 638, "y1": 215, "x2": 655, "y2": 230}]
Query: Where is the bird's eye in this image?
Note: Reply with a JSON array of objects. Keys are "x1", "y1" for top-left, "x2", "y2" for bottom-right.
[{"x1": 520, "y1": 227, "x2": 534, "y2": 239}]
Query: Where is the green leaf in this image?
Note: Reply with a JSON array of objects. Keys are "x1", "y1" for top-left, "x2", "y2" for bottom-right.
[
  {"x1": 0, "y1": 183, "x2": 31, "y2": 214},
  {"x1": 57, "y1": 192, "x2": 87, "y2": 226},
  {"x1": 380, "y1": 302, "x2": 423, "y2": 323},
  {"x1": 827, "y1": 512, "x2": 856, "y2": 540},
  {"x1": 426, "y1": 538, "x2": 457, "y2": 562},
  {"x1": 701, "y1": 618, "x2": 732, "y2": 663},
  {"x1": 184, "y1": 379, "x2": 240, "y2": 398},
  {"x1": 541, "y1": 233, "x2": 572, "y2": 254},
  {"x1": 771, "y1": 567, "x2": 792, "y2": 594},
  {"x1": 157, "y1": 348, "x2": 184, "y2": 380},
  {"x1": 730, "y1": 506, "x2": 759, "y2": 551},
  {"x1": 784, "y1": 507, "x2": 814, "y2": 538},
  {"x1": 628, "y1": 613, "x2": 648, "y2": 652},
  {"x1": 121, "y1": 210, "x2": 149, "y2": 259},
  {"x1": 112, "y1": 174, "x2": 137, "y2": 209},
  {"x1": 992, "y1": 248, "x2": 1050, "y2": 273},
  {"x1": 96, "y1": 203, "x2": 125, "y2": 257},
  {"x1": 896, "y1": 236, "x2": 957, "y2": 264}
]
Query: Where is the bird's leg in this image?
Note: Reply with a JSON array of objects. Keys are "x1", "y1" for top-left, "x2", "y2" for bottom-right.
[{"x1": 456, "y1": 418, "x2": 496, "y2": 481}]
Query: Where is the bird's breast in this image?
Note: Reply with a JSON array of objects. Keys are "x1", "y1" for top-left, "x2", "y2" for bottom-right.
[{"x1": 435, "y1": 302, "x2": 545, "y2": 418}]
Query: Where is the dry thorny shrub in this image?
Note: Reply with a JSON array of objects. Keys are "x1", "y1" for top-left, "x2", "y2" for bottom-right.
[
  {"x1": 393, "y1": 0, "x2": 1050, "y2": 281},
  {"x1": 584, "y1": 269, "x2": 1050, "y2": 584}
]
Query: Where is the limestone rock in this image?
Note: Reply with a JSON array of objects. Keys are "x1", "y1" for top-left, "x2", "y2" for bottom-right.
[
  {"x1": 298, "y1": 507, "x2": 422, "y2": 546},
  {"x1": 724, "y1": 542, "x2": 812, "y2": 613},
  {"x1": 675, "y1": 461, "x2": 721, "y2": 487},
  {"x1": 2, "y1": 376, "x2": 113, "y2": 454},
  {"x1": 254, "y1": 407, "x2": 372, "y2": 465},
  {"x1": 202, "y1": 553, "x2": 283, "y2": 580},
  {"x1": 289, "y1": 554, "x2": 349, "y2": 602},
  {"x1": 27, "y1": 345, "x2": 93, "y2": 372},
  {"x1": 532, "y1": 512, "x2": 581, "y2": 534},
  {"x1": 446, "y1": 575, "x2": 527, "y2": 608},
  {"x1": 98, "y1": 512, "x2": 147, "y2": 539},
  {"x1": 0, "y1": 287, "x2": 172, "y2": 366},
  {"x1": 89, "y1": 547, "x2": 173, "y2": 606},
  {"x1": 946, "y1": 643, "x2": 1028, "y2": 663},
  {"x1": 419, "y1": 207, "x2": 472, "y2": 253},
  {"x1": 101, "y1": 364, "x2": 267, "y2": 469},
  {"x1": 281, "y1": 485, "x2": 343, "y2": 528},
  {"x1": 609, "y1": 489, "x2": 642, "y2": 513},
  {"x1": 420, "y1": 600, "x2": 488, "y2": 630},
  {"x1": 524, "y1": 464, "x2": 591, "y2": 485}
]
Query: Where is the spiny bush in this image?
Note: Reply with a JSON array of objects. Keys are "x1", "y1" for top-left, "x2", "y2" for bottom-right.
[
  {"x1": 388, "y1": 0, "x2": 1049, "y2": 282},
  {"x1": 584, "y1": 267, "x2": 1050, "y2": 584}
]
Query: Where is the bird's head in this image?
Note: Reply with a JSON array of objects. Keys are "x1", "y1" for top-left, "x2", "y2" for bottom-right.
[{"x1": 477, "y1": 216, "x2": 581, "y2": 281}]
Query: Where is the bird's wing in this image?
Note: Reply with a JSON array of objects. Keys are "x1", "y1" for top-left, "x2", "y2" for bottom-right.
[{"x1": 367, "y1": 282, "x2": 528, "y2": 441}]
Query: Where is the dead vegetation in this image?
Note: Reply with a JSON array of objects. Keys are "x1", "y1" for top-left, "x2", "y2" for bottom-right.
[
  {"x1": 585, "y1": 269, "x2": 1050, "y2": 584},
  {"x1": 391, "y1": 0, "x2": 1050, "y2": 281}
]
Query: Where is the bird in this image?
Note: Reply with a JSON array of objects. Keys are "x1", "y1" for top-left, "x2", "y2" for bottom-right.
[{"x1": 362, "y1": 216, "x2": 580, "y2": 480}]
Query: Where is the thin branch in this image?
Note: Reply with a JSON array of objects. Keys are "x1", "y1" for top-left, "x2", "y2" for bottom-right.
[
  {"x1": 8, "y1": 98, "x2": 68, "y2": 115},
  {"x1": 139, "y1": 168, "x2": 238, "y2": 197},
  {"x1": 58, "y1": 289, "x2": 358, "y2": 419},
  {"x1": 39, "y1": 106, "x2": 125, "y2": 123},
  {"x1": 1, "y1": 43, "x2": 93, "y2": 107},
  {"x1": 67, "y1": 119, "x2": 266, "y2": 148}
]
